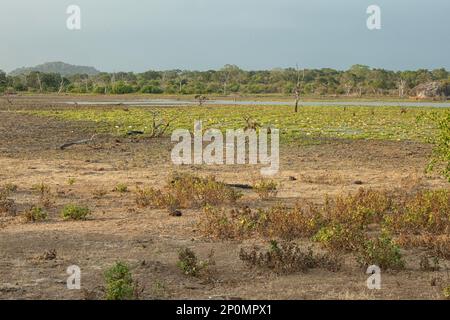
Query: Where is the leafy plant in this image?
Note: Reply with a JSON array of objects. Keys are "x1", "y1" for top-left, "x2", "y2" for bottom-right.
[
  {"x1": 104, "y1": 262, "x2": 135, "y2": 300},
  {"x1": 24, "y1": 206, "x2": 48, "y2": 222},
  {"x1": 177, "y1": 248, "x2": 214, "y2": 277},
  {"x1": 313, "y1": 224, "x2": 365, "y2": 253},
  {"x1": 61, "y1": 204, "x2": 90, "y2": 221},
  {"x1": 356, "y1": 232, "x2": 405, "y2": 270}
]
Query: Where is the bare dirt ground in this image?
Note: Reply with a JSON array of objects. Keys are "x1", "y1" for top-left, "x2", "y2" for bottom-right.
[{"x1": 0, "y1": 100, "x2": 449, "y2": 300}]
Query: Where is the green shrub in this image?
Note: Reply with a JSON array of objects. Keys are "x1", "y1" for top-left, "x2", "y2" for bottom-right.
[
  {"x1": 313, "y1": 224, "x2": 365, "y2": 253},
  {"x1": 111, "y1": 82, "x2": 134, "y2": 94},
  {"x1": 24, "y1": 206, "x2": 48, "y2": 222},
  {"x1": 356, "y1": 232, "x2": 405, "y2": 270},
  {"x1": 104, "y1": 262, "x2": 135, "y2": 300},
  {"x1": 61, "y1": 204, "x2": 90, "y2": 220}
]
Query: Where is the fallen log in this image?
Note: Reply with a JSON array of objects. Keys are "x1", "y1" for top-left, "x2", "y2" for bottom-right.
[{"x1": 59, "y1": 134, "x2": 98, "y2": 150}]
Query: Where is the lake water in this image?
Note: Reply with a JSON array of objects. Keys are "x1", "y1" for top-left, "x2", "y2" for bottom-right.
[{"x1": 65, "y1": 99, "x2": 450, "y2": 108}]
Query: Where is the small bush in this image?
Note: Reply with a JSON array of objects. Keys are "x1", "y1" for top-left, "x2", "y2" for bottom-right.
[
  {"x1": 136, "y1": 173, "x2": 242, "y2": 209},
  {"x1": 61, "y1": 204, "x2": 90, "y2": 221},
  {"x1": 313, "y1": 224, "x2": 365, "y2": 253},
  {"x1": 253, "y1": 179, "x2": 278, "y2": 200},
  {"x1": 67, "y1": 178, "x2": 76, "y2": 186},
  {"x1": 239, "y1": 241, "x2": 341, "y2": 275},
  {"x1": 104, "y1": 262, "x2": 135, "y2": 300},
  {"x1": 356, "y1": 232, "x2": 405, "y2": 270},
  {"x1": 177, "y1": 248, "x2": 214, "y2": 277},
  {"x1": 24, "y1": 206, "x2": 48, "y2": 222}
]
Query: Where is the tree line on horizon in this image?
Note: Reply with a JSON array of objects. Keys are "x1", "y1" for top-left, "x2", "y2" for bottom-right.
[{"x1": 1, "y1": 64, "x2": 449, "y2": 98}]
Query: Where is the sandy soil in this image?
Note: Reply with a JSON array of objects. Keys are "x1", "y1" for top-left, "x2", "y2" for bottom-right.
[{"x1": 0, "y1": 100, "x2": 449, "y2": 300}]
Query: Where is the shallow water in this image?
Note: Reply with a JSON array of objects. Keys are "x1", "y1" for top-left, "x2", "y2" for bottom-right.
[{"x1": 65, "y1": 99, "x2": 450, "y2": 108}]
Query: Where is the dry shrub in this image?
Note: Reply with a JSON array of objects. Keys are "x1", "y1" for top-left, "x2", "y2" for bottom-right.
[
  {"x1": 199, "y1": 206, "x2": 263, "y2": 240},
  {"x1": 324, "y1": 188, "x2": 393, "y2": 228},
  {"x1": 384, "y1": 189, "x2": 450, "y2": 258},
  {"x1": 199, "y1": 204, "x2": 323, "y2": 241},
  {"x1": 136, "y1": 173, "x2": 242, "y2": 209},
  {"x1": 239, "y1": 240, "x2": 341, "y2": 275},
  {"x1": 384, "y1": 189, "x2": 450, "y2": 235},
  {"x1": 396, "y1": 234, "x2": 450, "y2": 259},
  {"x1": 261, "y1": 203, "x2": 323, "y2": 240},
  {"x1": 32, "y1": 182, "x2": 53, "y2": 208}
]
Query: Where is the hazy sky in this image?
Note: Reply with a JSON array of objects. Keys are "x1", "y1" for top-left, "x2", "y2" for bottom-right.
[{"x1": 1, "y1": 0, "x2": 449, "y2": 72}]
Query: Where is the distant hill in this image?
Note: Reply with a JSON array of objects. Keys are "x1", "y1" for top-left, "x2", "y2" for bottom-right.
[{"x1": 9, "y1": 62, "x2": 100, "y2": 76}]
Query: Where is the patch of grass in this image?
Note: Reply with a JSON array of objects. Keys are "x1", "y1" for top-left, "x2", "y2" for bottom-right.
[
  {"x1": 61, "y1": 204, "x2": 90, "y2": 221},
  {"x1": 67, "y1": 178, "x2": 76, "y2": 186},
  {"x1": 104, "y1": 262, "x2": 135, "y2": 300},
  {"x1": 24, "y1": 105, "x2": 446, "y2": 143},
  {"x1": 253, "y1": 179, "x2": 278, "y2": 200},
  {"x1": 421, "y1": 111, "x2": 450, "y2": 182},
  {"x1": 239, "y1": 240, "x2": 341, "y2": 275}
]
